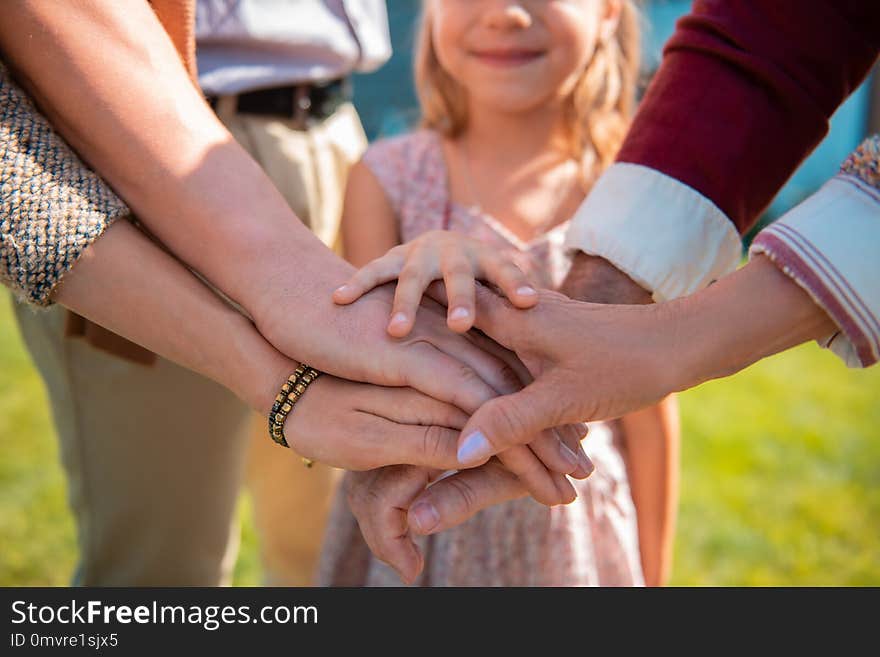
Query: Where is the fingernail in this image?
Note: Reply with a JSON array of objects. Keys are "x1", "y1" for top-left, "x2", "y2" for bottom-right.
[
  {"x1": 579, "y1": 452, "x2": 595, "y2": 478},
  {"x1": 559, "y1": 441, "x2": 580, "y2": 470},
  {"x1": 517, "y1": 286, "x2": 537, "y2": 296},
  {"x1": 389, "y1": 312, "x2": 408, "y2": 327},
  {"x1": 449, "y1": 307, "x2": 470, "y2": 321},
  {"x1": 410, "y1": 501, "x2": 440, "y2": 534},
  {"x1": 457, "y1": 430, "x2": 494, "y2": 466},
  {"x1": 334, "y1": 284, "x2": 350, "y2": 295}
]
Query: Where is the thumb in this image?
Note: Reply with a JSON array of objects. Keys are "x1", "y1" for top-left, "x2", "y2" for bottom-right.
[{"x1": 456, "y1": 380, "x2": 563, "y2": 467}]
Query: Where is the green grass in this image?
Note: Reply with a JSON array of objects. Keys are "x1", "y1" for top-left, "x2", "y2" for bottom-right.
[{"x1": 1, "y1": 290, "x2": 878, "y2": 586}]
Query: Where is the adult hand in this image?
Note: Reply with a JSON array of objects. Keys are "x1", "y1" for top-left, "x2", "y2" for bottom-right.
[
  {"x1": 345, "y1": 463, "x2": 527, "y2": 584},
  {"x1": 354, "y1": 257, "x2": 659, "y2": 547},
  {"x1": 282, "y1": 378, "x2": 474, "y2": 471},
  {"x1": 450, "y1": 255, "x2": 840, "y2": 467},
  {"x1": 435, "y1": 254, "x2": 659, "y2": 472},
  {"x1": 259, "y1": 279, "x2": 592, "y2": 504},
  {"x1": 452, "y1": 285, "x2": 675, "y2": 468}
]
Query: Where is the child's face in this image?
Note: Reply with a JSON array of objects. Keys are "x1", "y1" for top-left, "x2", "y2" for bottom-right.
[{"x1": 429, "y1": 0, "x2": 620, "y2": 115}]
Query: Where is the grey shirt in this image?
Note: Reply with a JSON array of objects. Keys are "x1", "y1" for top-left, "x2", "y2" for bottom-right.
[{"x1": 196, "y1": 0, "x2": 392, "y2": 94}]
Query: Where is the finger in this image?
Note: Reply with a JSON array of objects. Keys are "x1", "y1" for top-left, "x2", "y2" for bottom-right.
[
  {"x1": 356, "y1": 385, "x2": 470, "y2": 430},
  {"x1": 382, "y1": 421, "x2": 467, "y2": 471},
  {"x1": 409, "y1": 325, "x2": 570, "y2": 503},
  {"x1": 449, "y1": 330, "x2": 584, "y2": 487},
  {"x1": 388, "y1": 257, "x2": 438, "y2": 338},
  {"x1": 494, "y1": 448, "x2": 559, "y2": 506},
  {"x1": 424, "y1": 279, "x2": 449, "y2": 307},
  {"x1": 408, "y1": 460, "x2": 527, "y2": 535},
  {"x1": 456, "y1": 380, "x2": 573, "y2": 467},
  {"x1": 469, "y1": 283, "x2": 524, "y2": 350},
  {"x1": 402, "y1": 342, "x2": 500, "y2": 415},
  {"x1": 440, "y1": 248, "x2": 478, "y2": 333},
  {"x1": 346, "y1": 467, "x2": 429, "y2": 584},
  {"x1": 481, "y1": 253, "x2": 538, "y2": 309},
  {"x1": 567, "y1": 422, "x2": 590, "y2": 442},
  {"x1": 551, "y1": 471, "x2": 578, "y2": 505},
  {"x1": 419, "y1": 338, "x2": 569, "y2": 503},
  {"x1": 522, "y1": 428, "x2": 583, "y2": 477},
  {"x1": 366, "y1": 500, "x2": 424, "y2": 585},
  {"x1": 332, "y1": 250, "x2": 406, "y2": 305},
  {"x1": 442, "y1": 333, "x2": 586, "y2": 484},
  {"x1": 428, "y1": 327, "x2": 524, "y2": 403},
  {"x1": 556, "y1": 424, "x2": 594, "y2": 479},
  {"x1": 424, "y1": 285, "x2": 584, "y2": 485},
  {"x1": 463, "y1": 327, "x2": 533, "y2": 387}
]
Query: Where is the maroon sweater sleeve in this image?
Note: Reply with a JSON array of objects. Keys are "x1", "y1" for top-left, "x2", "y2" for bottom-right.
[{"x1": 617, "y1": 0, "x2": 880, "y2": 234}]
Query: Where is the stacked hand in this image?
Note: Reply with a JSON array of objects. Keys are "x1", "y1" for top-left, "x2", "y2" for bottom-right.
[
  {"x1": 258, "y1": 266, "x2": 592, "y2": 506},
  {"x1": 329, "y1": 233, "x2": 671, "y2": 581}
]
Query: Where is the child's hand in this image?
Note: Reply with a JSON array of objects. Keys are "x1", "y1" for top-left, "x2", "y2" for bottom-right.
[{"x1": 332, "y1": 230, "x2": 539, "y2": 337}]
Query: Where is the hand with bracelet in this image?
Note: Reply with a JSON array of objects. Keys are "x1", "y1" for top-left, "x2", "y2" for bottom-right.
[
  {"x1": 0, "y1": 0, "x2": 584, "y2": 506},
  {"x1": 56, "y1": 220, "x2": 479, "y2": 474}
]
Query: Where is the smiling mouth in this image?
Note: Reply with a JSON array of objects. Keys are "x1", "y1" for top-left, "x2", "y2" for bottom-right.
[{"x1": 468, "y1": 49, "x2": 546, "y2": 67}]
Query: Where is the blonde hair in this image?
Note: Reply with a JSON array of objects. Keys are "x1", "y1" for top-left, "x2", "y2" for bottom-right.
[{"x1": 415, "y1": 1, "x2": 641, "y2": 185}]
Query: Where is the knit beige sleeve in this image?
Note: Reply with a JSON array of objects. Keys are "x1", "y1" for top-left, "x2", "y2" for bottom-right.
[{"x1": 0, "y1": 63, "x2": 130, "y2": 306}]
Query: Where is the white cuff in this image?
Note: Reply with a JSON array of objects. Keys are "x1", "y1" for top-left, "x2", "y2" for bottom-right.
[
  {"x1": 564, "y1": 163, "x2": 742, "y2": 302},
  {"x1": 750, "y1": 175, "x2": 880, "y2": 368}
]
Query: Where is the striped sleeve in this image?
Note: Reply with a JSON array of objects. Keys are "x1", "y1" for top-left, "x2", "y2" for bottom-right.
[{"x1": 749, "y1": 135, "x2": 880, "y2": 367}]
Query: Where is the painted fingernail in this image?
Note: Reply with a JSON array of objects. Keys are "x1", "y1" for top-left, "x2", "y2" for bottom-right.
[
  {"x1": 559, "y1": 441, "x2": 580, "y2": 470},
  {"x1": 449, "y1": 307, "x2": 471, "y2": 321},
  {"x1": 517, "y1": 286, "x2": 537, "y2": 296},
  {"x1": 410, "y1": 501, "x2": 440, "y2": 534},
  {"x1": 457, "y1": 430, "x2": 494, "y2": 466}
]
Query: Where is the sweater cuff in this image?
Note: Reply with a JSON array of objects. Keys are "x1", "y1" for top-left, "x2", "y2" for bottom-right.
[
  {"x1": 0, "y1": 63, "x2": 130, "y2": 306},
  {"x1": 750, "y1": 176, "x2": 880, "y2": 368},
  {"x1": 564, "y1": 163, "x2": 742, "y2": 302}
]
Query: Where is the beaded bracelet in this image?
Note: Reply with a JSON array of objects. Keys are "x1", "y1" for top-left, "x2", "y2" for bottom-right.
[{"x1": 268, "y1": 364, "x2": 322, "y2": 466}]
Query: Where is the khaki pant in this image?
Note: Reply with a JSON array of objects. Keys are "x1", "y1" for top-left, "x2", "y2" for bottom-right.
[{"x1": 14, "y1": 101, "x2": 366, "y2": 585}]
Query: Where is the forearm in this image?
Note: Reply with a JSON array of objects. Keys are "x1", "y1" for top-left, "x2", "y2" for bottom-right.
[
  {"x1": 0, "y1": 0, "x2": 350, "y2": 321},
  {"x1": 669, "y1": 255, "x2": 837, "y2": 391},
  {"x1": 620, "y1": 397, "x2": 679, "y2": 587},
  {"x1": 54, "y1": 220, "x2": 294, "y2": 413}
]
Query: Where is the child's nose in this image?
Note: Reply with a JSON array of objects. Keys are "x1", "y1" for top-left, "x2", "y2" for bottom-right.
[{"x1": 482, "y1": 1, "x2": 533, "y2": 30}]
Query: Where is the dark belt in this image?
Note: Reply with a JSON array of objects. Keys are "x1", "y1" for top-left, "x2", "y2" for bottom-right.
[{"x1": 206, "y1": 78, "x2": 351, "y2": 127}]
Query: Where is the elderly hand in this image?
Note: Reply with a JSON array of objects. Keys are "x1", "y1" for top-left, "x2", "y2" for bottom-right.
[
  {"x1": 345, "y1": 463, "x2": 528, "y2": 583},
  {"x1": 332, "y1": 255, "x2": 659, "y2": 567},
  {"x1": 450, "y1": 285, "x2": 676, "y2": 467}
]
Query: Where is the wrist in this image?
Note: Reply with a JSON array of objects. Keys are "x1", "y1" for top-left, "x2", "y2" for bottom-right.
[
  {"x1": 214, "y1": 311, "x2": 298, "y2": 413},
  {"x1": 665, "y1": 256, "x2": 837, "y2": 390},
  {"x1": 244, "y1": 231, "x2": 356, "y2": 340},
  {"x1": 562, "y1": 253, "x2": 653, "y2": 305}
]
